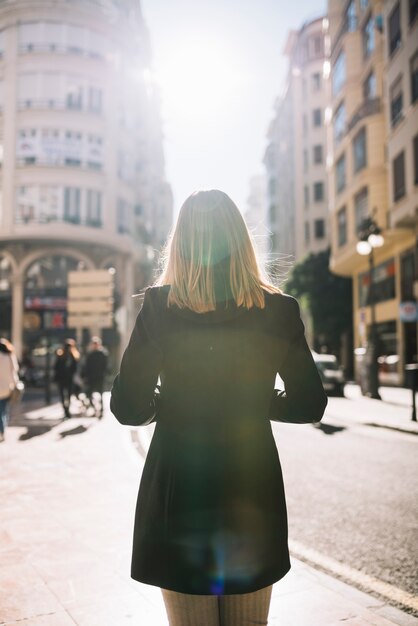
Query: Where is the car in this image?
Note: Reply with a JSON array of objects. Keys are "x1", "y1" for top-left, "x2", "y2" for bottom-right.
[{"x1": 312, "y1": 351, "x2": 345, "y2": 397}]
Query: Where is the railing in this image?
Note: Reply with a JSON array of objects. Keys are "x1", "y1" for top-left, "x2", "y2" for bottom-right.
[
  {"x1": 16, "y1": 157, "x2": 103, "y2": 171},
  {"x1": 19, "y1": 43, "x2": 105, "y2": 60},
  {"x1": 17, "y1": 99, "x2": 102, "y2": 115},
  {"x1": 347, "y1": 97, "x2": 381, "y2": 134},
  {"x1": 15, "y1": 215, "x2": 103, "y2": 228}
]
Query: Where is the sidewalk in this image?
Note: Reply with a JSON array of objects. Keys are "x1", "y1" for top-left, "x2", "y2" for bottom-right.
[
  {"x1": 327, "y1": 384, "x2": 418, "y2": 436},
  {"x1": 0, "y1": 397, "x2": 417, "y2": 626}
]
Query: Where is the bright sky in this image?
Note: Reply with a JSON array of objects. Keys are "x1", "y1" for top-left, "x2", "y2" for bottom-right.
[{"x1": 140, "y1": 0, "x2": 327, "y2": 218}]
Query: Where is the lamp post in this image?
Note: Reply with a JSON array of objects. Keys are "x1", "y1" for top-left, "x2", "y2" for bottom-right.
[{"x1": 356, "y1": 214, "x2": 384, "y2": 400}]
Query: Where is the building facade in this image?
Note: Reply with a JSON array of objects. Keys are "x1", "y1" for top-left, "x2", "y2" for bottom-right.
[
  {"x1": 327, "y1": 0, "x2": 417, "y2": 384},
  {"x1": 265, "y1": 16, "x2": 329, "y2": 264},
  {"x1": 0, "y1": 0, "x2": 172, "y2": 365},
  {"x1": 244, "y1": 174, "x2": 269, "y2": 263}
]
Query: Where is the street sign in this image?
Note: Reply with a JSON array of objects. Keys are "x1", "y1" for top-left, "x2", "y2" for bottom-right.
[{"x1": 67, "y1": 269, "x2": 114, "y2": 329}]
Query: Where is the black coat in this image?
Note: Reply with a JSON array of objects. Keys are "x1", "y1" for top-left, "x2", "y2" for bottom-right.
[
  {"x1": 83, "y1": 349, "x2": 108, "y2": 388},
  {"x1": 111, "y1": 286, "x2": 327, "y2": 595}
]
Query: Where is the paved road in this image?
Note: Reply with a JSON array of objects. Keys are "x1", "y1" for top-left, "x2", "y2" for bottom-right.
[{"x1": 272, "y1": 395, "x2": 418, "y2": 601}]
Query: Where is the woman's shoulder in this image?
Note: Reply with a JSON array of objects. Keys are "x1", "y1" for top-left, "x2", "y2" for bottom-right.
[{"x1": 263, "y1": 289, "x2": 299, "y2": 314}]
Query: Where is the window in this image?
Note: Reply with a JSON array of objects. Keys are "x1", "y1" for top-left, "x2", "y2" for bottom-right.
[
  {"x1": 336, "y1": 154, "x2": 346, "y2": 193},
  {"x1": 354, "y1": 187, "x2": 368, "y2": 233},
  {"x1": 66, "y1": 83, "x2": 83, "y2": 110},
  {"x1": 359, "y1": 259, "x2": 396, "y2": 306},
  {"x1": 314, "y1": 219, "x2": 325, "y2": 239},
  {"x1": 409, "y1": 0, "x2": 418, "y2": 26},
  {"x1": 414, "y1": 134, "x2": 418, "y2": 185},
  {"x1": 304, "y1": 221, "x2": 310, "y2": 244},
  {"x1": 86, "y1": 190, "x2": 102, "y2": 227},
  {"x1": 388, "y1": 3, "x2": 401, "y2": 56},
  {"x1": 337, "y1": 207, "x2": 347, "y2": 246},
  {"x1": 346, "y1": 1, "x2": 357, "y2": 32},
  {"x1": 304, "y1": 185, "x2": 309, "y2": 208},
  {"x1": 313, "y1": 108, "x2": 322, "y2": 127},
  {"x1": 19, "y1": 22, "x2": 42, "y2": 51},
  {"x1": 363, "y1": 16, "x2": 375, "y2": 58},
  {"x1": 64, "y1": 131, "x2": 82, "y2": 166},
  {"x1": 88, "y1": 86, "x2": 102, "y2": 113},
  {"x1": 411, "y1": 51, "x2": 418, "y2": 104},
  {"x1": 44, "y1": 22, "x2": 63, "y2": 51},
  {"x1": 312, "y1": 72, "x2": 321, "y2": 91},
  {"x1": 86, "y1": 134, "x2": 103, "y2": 169},
  {"x1": 67, "y1": 25, "x2": 84, "y2": 54},
  {"x1": 334, "y1": 102, "x2": 346, "y2": 143},
  {"x1": 313, "y1": 181, "x2": 324, "y2": 202},
  {"x1": 312, "y1": 36, "x2": 322, "y2": 56},
  {"x1": 303, "y1": 149, "x2": 308, "y2": 172},
  {"x1": 401, "y1": 251, "x2": 416, "y2": 300},
  {"x1": 117, "y1": 198, "x2": 130, "y2": 234},
  {"x1": 393, "y1": 151, "x2": 406, "y2": 201},
  {"x1": 390, "y1": 76, "x2": 403, "y2": 126},
  {"x1": 332, "y1": 50, "x2": 346, "y2": 96},
  {"x1": 313, "y1": 145, "x2": 323, "y2": 164},
  {"x1": 363, "y1": 71, "x2": 376, "y2": 100},
  {"x1": 64, "y1": 187, "x2": 80, "y2": 223},
  {"x1": 353, "y1": 127, "x2": 367, "y2": 172}
]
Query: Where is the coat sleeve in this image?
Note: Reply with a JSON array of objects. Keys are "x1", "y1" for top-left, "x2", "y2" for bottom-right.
[
  {"x1": 110, "y1": 289, "x2": 163, "y2": 426},
  {"x1": 269, "y1": 297, "x2": 327, "y2": 424}
]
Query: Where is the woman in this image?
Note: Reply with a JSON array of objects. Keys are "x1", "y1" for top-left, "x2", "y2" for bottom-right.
[
  {"x1": 54, "y1": 338, "x2": 80, "y2": 418},
  {"x1": 0, "y1": 338, "x2": 19, "y2": 442},
  {"x1": 111, "y1": 190, "x2": 327, "y2": 625}
]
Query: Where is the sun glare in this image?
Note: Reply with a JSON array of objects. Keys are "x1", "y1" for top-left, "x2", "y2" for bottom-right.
[{"x1": 155, "y1": 36, "x2": 247, "y2": 123}]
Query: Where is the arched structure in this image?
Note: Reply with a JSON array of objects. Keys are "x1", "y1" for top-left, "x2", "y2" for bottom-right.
[{"x1": 0, "y1": 0, "x2": 172, "y2": 361}]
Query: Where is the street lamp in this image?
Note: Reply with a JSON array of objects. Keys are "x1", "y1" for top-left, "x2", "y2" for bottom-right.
[{"x1": 356, "y1": 214, "x2": 384, "y2": 400}]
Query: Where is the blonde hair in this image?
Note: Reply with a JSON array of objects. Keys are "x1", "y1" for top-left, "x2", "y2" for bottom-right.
[{"x1": 156, "y1": 189, "x2": 280, "y2": 313}]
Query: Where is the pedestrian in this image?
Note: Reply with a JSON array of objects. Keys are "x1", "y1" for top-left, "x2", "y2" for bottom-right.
[
  {"x1": 54, "y1": 338, "x2": 79, "y2": 418},
  {"x1": 111, "y1": 189, "x2": 327, "y2": 625},
  {"x1": 0, "y1": 338, "x2": 20, "y2": 442},
  {"x1": 82, "y1": 336, "x2": 108, "y2": 418}
]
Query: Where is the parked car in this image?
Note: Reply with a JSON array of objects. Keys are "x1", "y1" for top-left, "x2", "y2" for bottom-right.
[{"x1": 312, "y1": 352, "x2": 345, "y2": 397}]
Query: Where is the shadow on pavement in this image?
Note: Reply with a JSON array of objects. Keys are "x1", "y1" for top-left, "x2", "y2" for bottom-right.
[
  {"x1": 19, "y1": 424, "x2": 57, "y2": 441},
  {"x1": 313, "y1": 423, "x2": 346, "y2": 436},
  {"x1": 58, "y1": 424, "x2": 90, "y2": 438}
]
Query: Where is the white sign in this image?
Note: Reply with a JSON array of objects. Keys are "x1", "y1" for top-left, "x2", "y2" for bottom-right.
[
  {"x1": 399, "y1": 301, "x2": 418, "y2": 323},
  {"x1": 67, "y1": 270, "x2": 114, "y2": 329}
]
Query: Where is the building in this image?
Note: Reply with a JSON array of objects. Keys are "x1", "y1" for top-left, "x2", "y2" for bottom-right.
[
  {"x1": 264, "y1": 90, "x2": 295, "y2": 261},
  {"x1": 244, "y1": 174, "x2": 269, "y2": 264},
  {"x1": 0, "y1": 0, "x2": 172, "y2": 365},
  {"x1": 383, "y1": 0, "x2": 418, "y2": 370},
  {"x1": 327, "y1": 0, "x2": 417, "y2": 384},
  {"x1": 265, "y1": 16, "x2": 329, "y2": 264}
]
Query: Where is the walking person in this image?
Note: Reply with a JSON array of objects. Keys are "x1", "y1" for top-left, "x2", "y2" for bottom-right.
[
  {"x1": 0, "y1": 338, "x2": 19, "y2": 442},
  {"x1": 111, "y1": 190, "x2": 327, "y2": 625},
  {"x1": 82, "y1": 336, "x2": 108, "y2": 418},
  {"x1": 54, "y1": 338, "x2": 79, "y2": 419}
]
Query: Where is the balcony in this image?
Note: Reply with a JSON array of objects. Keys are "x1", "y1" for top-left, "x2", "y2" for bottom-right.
[
  {"x1": 346, "y1": 97, "x2": 381, "y2": 134},
  {"x1": 331, "y1": 15, "x2": 358, "y2": 56},
  {"x1": 15, "y1": 215, "x2": 103, "y2": 228}
]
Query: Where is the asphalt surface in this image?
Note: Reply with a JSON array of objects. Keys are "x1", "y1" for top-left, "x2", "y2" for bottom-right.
[{"x1": 272, "y1": 396, "x2": 418, "y2": 601}]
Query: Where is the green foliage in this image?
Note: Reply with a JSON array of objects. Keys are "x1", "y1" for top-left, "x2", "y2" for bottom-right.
[{"x1": 285, "y1": 248, "x2": 352, "y2": 354}]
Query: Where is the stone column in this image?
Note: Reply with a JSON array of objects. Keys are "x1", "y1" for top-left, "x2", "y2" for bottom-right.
[{"x1": 11, "y1": 271, "x2": 24, "y2": 360}]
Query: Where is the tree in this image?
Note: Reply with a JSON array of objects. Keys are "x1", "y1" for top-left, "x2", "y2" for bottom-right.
[{"x1": 285, "y1": 248, "x2": 352, "y2": 358}]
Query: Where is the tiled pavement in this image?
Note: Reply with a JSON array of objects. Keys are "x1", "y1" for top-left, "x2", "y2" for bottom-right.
[{"x1": 0, "y1": 395, "x2": 417, "y2": 626}]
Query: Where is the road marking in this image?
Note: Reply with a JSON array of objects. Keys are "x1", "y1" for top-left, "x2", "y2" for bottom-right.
[{"x1": 289, "y1": 539, "x2": 418, "y2": 613}]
